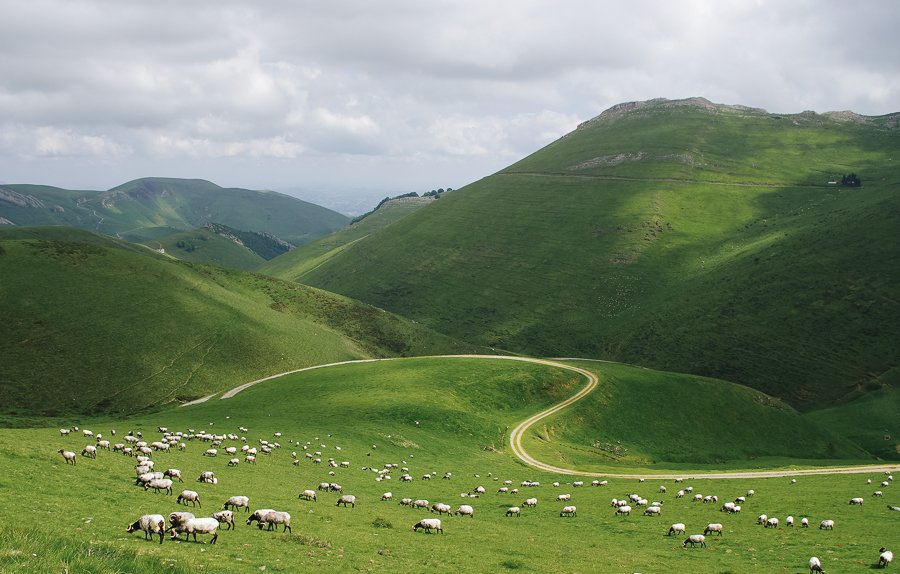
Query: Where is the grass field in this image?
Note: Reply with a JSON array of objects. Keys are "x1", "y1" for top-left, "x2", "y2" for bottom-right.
[{"x1": 1, "y1": 357, "x2": 896, "y2": 573}]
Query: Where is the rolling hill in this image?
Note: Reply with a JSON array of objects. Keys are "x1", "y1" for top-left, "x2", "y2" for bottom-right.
[
  {"x1": 0, "y1": 177, "x2": 349, "y2": 246},
  {"x1": 0, "y1": 227, "x2": 480, "y2": 420},
  {"x1": 266, "y1": 97, "x2": 900, "y2": 410}
]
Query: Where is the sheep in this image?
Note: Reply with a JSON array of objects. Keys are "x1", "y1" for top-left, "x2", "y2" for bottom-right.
[
  {"x1": 473, "y1": 486, "x2": 486, "y2": 494},
  {"x1": 97, "y1": 440, "x2": 111, "y2": 450},
  {"x1": 197, "y1": 471, "x2": 217, "y2": 484},
  {"x1": 204, "y1": 448, "x2": 218, "y2": 457},
  {"x1": 381, "y1": 492, "x2": 393, "y2": 501},
  {"x1": 757, "y1": 514, "x2": 768, "y2": 525},
  {"x1": 430, "y1": 503, "x2": 452, "y2": 515},
  {"x1": 176, "y1": 490, "x2": 201, "y2": 507},
  {"x1": 412, "y1": 518, "x2": 443, "y2": 533},
  {"x1": 878, "y1": 547, "x2": 893, "y2": 568},
  {"x1": 721, "y1": 502, "x2": 735, "y2": 512},
  {"x1": 126, "y1": 514, "x2": 166, "y2": 544},
  {"x1": 58, "y1": 450, "x2": 76, "y2": 465},
  {"x1": 704, "y1": 523, "x2": 723, "y2": 536},
  {"x1": 801, "y1": 517, "x2": 810, "y2": 527},
  {"x1": 245, "y1": 509, "x2": 275, "y2": 526},
  {"x1": 164, "y1": 468, "x2": 183, "y2": 482},
  {"x1": 874, "y1": 491, "x2": 884, "y2": 497},
  {"x1": 455, "y1": 505, "x2": 474, "y2": 518},
  {"x1": 224, "y1": 495, "x2": 250, "y2": 511},
  {"x1": 560, "y1": 505, "x2": 577, "y2": 517},
  {"x1": 765, "y1": 517, "x2": 779, "y2": 528},
  {"x1": 643, "y1": 506, "x2": 661, "y2": 516},
  {"x1": 819, "y1": 519, "x2": 835, "y2": 530},
  {"x1": 850, "y1": 497, "x2": 865, "y2": 505},
  {"x1": 144, "y1": 478, "x2": 174, "y2": 495},
  {"x1": 746, "y1": 489, "x2": 755, "y2": 497},
  {"x1": 82, "y1": 429, "x2": 93, "y2": 438},
  {"x1": 889, "y1": 505, "x2": 900, "y2": 512},
  {"x1": 412, "y1": 499, "x2": 429, "y2": 509},
  {"x1": 170, "y1": 516, "x2": 219, "y2": 544},
  {"x1": 573, "y1": 481, "x2": 584, "y2": 487},
  {"x1": 328, "y1": 483, "x2": 342, "y2": 492},
  {"x1": 336, "y1": 494, "x2": 356, "y2": 508},
  {"x1": 317, "y1": 482, "x2": 331, "y2": 491},
  {"x1": 136, "y1": 472, "x2": 164, "y2": 486},
  {"x1": 81, "y1": 445, "x2": 97, "y2": 459},
  {"x1": 809, "y1": 556, "x2": 824, "y2": 573},
  {"x1": 498, "y1": 487, "x2": 509, "y2": 494},
  {"x1": 258, "y1": 510, "x2": 291, "y2": 533},
  {"x1": 786, "y1": 515, "x2": 794, "y2": 527},
  {"x1": 213, "y1": 510, "x2": 235, "y2": 530},
  {"x1": 59, "y1": 428, "x2": 71, "y2": 437},
  {"x1": 557, "y1": 494, "x2": 571, "y2": 501},
  {"x1": 668, "y1": 523, "x2": 686, "y2": 536},
  {"x1": 506, "y1": 506, "x2": 521, "y2": 517},
  {"x1": 726, "y1": 505, "x2": 741, "y2": 514},
  {"x1": 169, "y1": 512, "x2": 195, "y2": 528},
  {"x1": 399, "y1": 498, "x2": 413, "y2": 506},
  {"x1": 523, "y1": 498, "x2": 538, "y2": 508},
  {"x1": 683, "y1": 534, "x2": 706, "y2": 548},
  {"x1": 227, "y1": 458, "x2": 240, "y2": 467},
  {"x1": 615, "y1": 505, "x2": 631, "y2": 516},
  {"x1": 676, "y1": 490, "x2": 685, "y2": 498}
]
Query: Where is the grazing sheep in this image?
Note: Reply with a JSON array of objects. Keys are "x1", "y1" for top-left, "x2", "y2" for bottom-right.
[
  {"x1": 506, "y1": 506, "x2": 521, "y2": 517},
  {"x1": 336, "y1": 494, "x2": 356, "y2": 508},
  {"x1": 399, "y1": 498, "x2": 413, "y2": 506},
  {"x1": 878, "y1": 547, "x2": 893, "y2": 568},
  {"x1": 573, "y1": 481, "x2": 584, "y2": 487},
  {"x1": 746, "y1": 489, "x2": 755, "y2": 497},
  {"x1": 786, "y1": 515, "x2": 794, "y2": 527},
  {"x1": 58, "y1": 450, "x2": 76, "y2": 465},
  {"x1": 412, "y1": 518, "x2": 443, "y2": 533},
  {"x1": 126, "y1": 514, "x2": 166, "y2": 544},
  {"x1": 258, "y1": 510, "x2": 291, "y2": 533},
  {"x1": 683, "y1": 534, "x2": 706, "y2": 548},
  {"x1": 97, "y1": 440, "x2": 111, "y2": 450},
  {"x1": 615, "y1": 505, "x2": 632, "y2": 516},
  {"x1": 659, "y1": 485, "x2": 667, "y2": 493},
  {"x1": 721, "y1": 502, "x2": 735, "y2": 512},
  {"x1": 809, "y1": 556, "x2": 824, "y2": 573},
  {"x1": 412, "y1": 499, "x2": 429, "y2": 509},
  {"x1": 676, "y1": 490, "x2": 685, "y2": 498},
  {"x1": 176, "y1": 490, "x2": 201, "y2": 507},
  {"x1": 164, "y1": 468, "x2": 183, "y2": 482},
  {"x1": 197, "y1": 471, "x2": 216, "y2": 484},
  {"x1": 170, "y1": 517, "x2": 219, "y2": 544},
  {"x1": 204, "y1": 448, "x2": 217, "y2": 457},
  {"x1": 245, "y1": 509, "x2": 275, "y2": 526},
  {"x1": 498, "y1": 487, "x2": 509, "y2": 494},
  {"x1": 668, "y1": 523, "x2": 686, "y2": 536},
  {"x1": 801, "y1": 517, "x2": 810, "y2": 527},
  {"x1": 318, "y1": 482, "x2": 331, "y2": 491},
  {"x1": 81, "y1": 445, "x2": 97, "y2": 459},
  {"x1": 381, "y1": 492, "x2": 393, "y2": 501},
  {"x1": 244, "y1": 455, "x2": 256, "y2": 464},
  {"x1": 765, "y1": 517, "x2": 779, "y2": 528},
  {"x1": 455, "y1": 505, "x2": 474, "y2": 518},
  {"x1": 328, "y1": 483, "x2": 342, "y2": 492},
  {"x1": 473, "y1": 486, "x2": 486, "y2": 494},
  {"x1": 850, "y1": 497, "x2": 864, "y2": 505},
  {"x1": 169, "y1": 512, "x2": 195, "y2": 528},
  {"x1": 757, "y1": 514, "x2": 768, "y2": 525},
  {"x1": 643, "y1": 506, "x2": 661, "y2": 516},
  {"x1": 144, "y1": 478, "x2": 174, "y2": 495},
  {"x1": 726, "y1": 505, "x2": 741, "y2": 514},
  {"x1": 223, "y1": 495, "x2": 250, "y2": 512},
  {"x1": 557, "y1": 494, "x2": 571, "y2": 501},
  {"x1": 227, "y1": 458, "x2": 240, "y2": 467},
  {"x1": 889, "y1": 505, "x2": 900, "y2": 512},
  {"x1": 59, "y1": 428, "x2": 71, "y2": 437},
  {"x1": 523, "y1": 498, "x2": 538, "y2": 508},
  {"x1": 560, "y1": 505, "x2": 577, "y2": 517},
  {"x1": 819, "y1": 519, "x2": 835, "y2": 530},
  {"x1": 704, "y1": 523, "x2": 723, "y2": 536},
  {"x1": 874, "y1": 491, "x2": 884, "y2": 497},
  {"x1": 213, "y1": 510, "x2": 234, "y2": 530}
]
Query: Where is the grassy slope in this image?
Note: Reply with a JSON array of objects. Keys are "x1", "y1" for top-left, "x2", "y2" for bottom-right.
[
  {"x1": 0, "y1": 227, "x2": 479, "y2": 418},
  {"x1": 260, "y1": 197, "x2": 434, "y2": 281},
  {"x1": 0, "y1": 357, "x2": 894, "y2": 573},
  {"x1": 286, "y1": 99, "x2": 900, "y2": 409},
  {"x1": 143, "y1": 227, "x2": 267, "y2": 271},
  {"x1": 0, "y1": 177, "x2": 350, "y2": 246}
]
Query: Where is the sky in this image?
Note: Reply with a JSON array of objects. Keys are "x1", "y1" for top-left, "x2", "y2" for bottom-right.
[{"x1": 1, "y1": 0, "x2": 898, "y2": 214}]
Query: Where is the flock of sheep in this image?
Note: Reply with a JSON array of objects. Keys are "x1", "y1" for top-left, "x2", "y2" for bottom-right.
[{"x1": 56, "y1": 424, "x2": 896, "y2": 570}]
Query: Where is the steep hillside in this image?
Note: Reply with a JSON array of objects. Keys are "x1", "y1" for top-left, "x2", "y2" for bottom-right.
[
  {"x1": 0, "y1": 177, "x2": 349, "y2": 245},
  {"x1": 0, "y1": 227, "x2": 479, "y2": 419},
  {"x1": 289, "y1": 98, "x2": 900, "y2": 409},
  {"x1": 145, "y1": 223, "x2": 293, "y2": 271}
]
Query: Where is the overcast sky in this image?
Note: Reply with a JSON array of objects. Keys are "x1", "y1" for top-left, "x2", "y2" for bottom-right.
[{"x1": 1, "y1": 1, "x2": 898, "y2": 213}]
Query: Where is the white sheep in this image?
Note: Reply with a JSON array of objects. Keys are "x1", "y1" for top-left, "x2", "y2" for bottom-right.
[
  {"x1": 560, "y1": 505, "x2": 577, "y2": 517},
  {"x1": 336, "y1": 494, "x2": 356, "y2": 508},
  {"x1": 97, "y1": 440, "x2": 111, "y2": 450},
  {"x1": 801, "y1": 517, "x2": 810, "y2": 527},
  {"x1": 168, "y1": 511, "x2": 194, "y2": 528},
  {"x1": 299, "y1": 490, "x2": 317, "y2": 502},
  {"x1": 176, "y1": 490, "x2": 201, "y2": 507},
  {"x1": 878, "y1": 547, "x2": 893, "y2": 568},
  {"x1": 615, "y1": 505, "x2": 632, "y2": 516},
  {"x1": 258, "y1": 510, "x2": 291, "y2": 532},
  {"x1": 704, "y1": 523, "x2": 723, "y2": 536},
  {"x1": 213, "y1": 510, "x2": 235, "y2": 530},
  {"x1": 850, "y1": 497, "x2": 864, "y2": 505},
  {"x1": 676, "y1": 490, "x2": 685, "y2": 498},
  {"x1": 412, "y1": 518, "x2": 443, "y2": 533},
  {"x1": 227, "y1": 458, "x2": 240, "y2": 467},
  {"x1": 765, "y1": 517, "x2": 779, "y2": 528},
  {"x1": 197, "y1": 471, "x2": 216, "y2": 484},
  {"x1": 430, "y1": 503, "x2": 452, "y2": 515},
  {"x1": 683, "y1": 534, "x2": 706, "y2": 548},
  {"x1": 506, "y1": 506, "x2": 521, "y2": 517},
  {"x1": 523, "y1": 498, "x2": 538, "y2": 508},
  {"x1": 573, "y1": 481, "x2": 584, "y2": 487},
  {"x1": 668, "y1": 523, "x2": 685, "y2": 536},
  {"x1": 819, "y1": 519, "x2": 835, "y2": 530},
  {"x1": 164, "y1": 468, "x2": 183, "y2": 482},
  {"x1": 223, "y1": 495, "x2": 250, "y2": 512},
  {"x1": 204, "y1": 448, "x2": 218, "y2": 457},
  {"x1": 126, "y1": 514, "x2": 166, "y2": 544},
  {"x1": 455, "y1": 505, "x2": 474, "y2": 518},
  {"x1": 380, "y1": 492, "x2": 393, "y2": 501},
  {"x1": 873, "y1": 490, "x2": 884, "y2": 497},
  {"x1": 557, "y1": 493, "x2": 571, "y2": 501},
  {"x1": 58, "y1": 450, "x2": 76, "y2": 465},
  {"x1": 786, "y1": 515, "x2": 794, "y2": 527},
  {"x1": 659, "y1": 485, "x2": 667, "y2": 493},
  {"x1": 721, "y1": 502, "x2": 735, "y2": 512},
  {"x1": 809, "y1": 556, "x2": 824, "y2": 572},
  {"x1": 245, "y1": 509, "x2": 275, "y2": 526},
  {"x1": 757, "y1": 514, "x2": 768, "y2": 525},
  {"x1": 144, "y1": 478, "x2": 174, "y2": 495},
  {"x1": 643, "y1": 506, "x2": 661, "y2": 516},
  {"x1": 170, "y1": 516, "x2": 219, "y2": 544},
  {"x1": 81, "y1": 445, "x2": 97, "y2": 459},
  {"x1": 59, "y1": 428, "x2": 71, "y2": 437}
]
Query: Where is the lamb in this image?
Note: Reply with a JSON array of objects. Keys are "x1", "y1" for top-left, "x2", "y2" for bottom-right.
[
  {"x1": 506, "y1": 506, "x2": 521, "y2": 517},
  {"x1": 765, "y1": 517, "x2": 779, "y2": 528},
  {"x1": 176, "y1": 490, "x2": 201, "y2": 507},
  {"x1": 850, "y1": 497, "x2": 865, "y2": 505},
  {"x1": 683, "y1": 534, "x2": 706, "y2": 548},
  {"x1": 430, "y1": 502, "x2": 452, "y2": 515},
  {"x1": 126, "y1": 514, "x2": 166, "y2": 544},
  {"x1": 144, "y1": 478, "x2": 174, "y2": 495},
  {"x1": 213, "y1": 510, "x2": 235, "y2": 530},
  {"x1": 819, "y1": 519, "x2": 835, "y2": 530},
  {"x1": 170, "y1": 516, "x2": 219, "y2": 544},
  {"x1": 668, "y1": 523, "x2": 685, "y2": 536},
  {"x1": 224, "y1": 495, "x2": 250, "y2": 511},
  {"x1": 455, "y1": 505, "x2": 474, "y2": 518},
  {"x1": 523, "y1": 498, "x2": 538, "y2": 508},
  {"x1": 245, "y1": 509, "x2": 275, "y2": 526},
  {"x1": 704, "y1": 523, "x2": 723, "y2": 536},
  {"x1": 809, "y1": 556, "x2": 824, "y2": 572},
  {"x1": 299, "y1": 490, "x2": 317, "y2": 502},
  {"x1": 615, "y1": 505, "x2": 631, "y2": 516},
  {"x1": 81, "y1": 445, "x2": 97, "y2": 459},
  {"x1": 878, "y1": 547, "x2": 893, "y2": 568},
  {"x1": 336, "y1": 494, "x2": 356, "y2": 508},
  {"x1": 412, "y1": 518, "x2": 443, "y2": 533},
  {"x1": 58, "y1": 450, "x2": 76, "y2": 465},
  {"x1": 257, "y1": 510, "x2": 291, "y2": 533},
  {"x1": 560, "y1": 505, "x2": 577, "y2": 517}
]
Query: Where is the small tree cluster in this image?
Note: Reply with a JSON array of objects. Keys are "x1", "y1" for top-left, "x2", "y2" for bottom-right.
[{"x1": 841, "y1": 173, "x2": 861, "y2": 187}]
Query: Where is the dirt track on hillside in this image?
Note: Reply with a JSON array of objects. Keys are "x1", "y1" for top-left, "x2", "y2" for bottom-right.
[{"x1": 208, "y1": 354, "x2": 900, "y2": 479}]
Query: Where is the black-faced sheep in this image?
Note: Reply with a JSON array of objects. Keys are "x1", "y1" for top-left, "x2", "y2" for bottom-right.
[
  {"x1": 336, "y1": 494, "x2": 356, "y2": 508},
  {"x1": 176, "y1": 490, "x2": 201, "y2": 507},
  {"x1": 683, "y1": 534, "x2": 706, "y2": 548},
  {"x1": 560, "y1": 505, "x2": 577, "y2": 517},
  {"x1": 412, "y1": 518, "x2": 443, "y2": 533},
  {"x1": 170, "y1": 517, "x2": 218, "y2": 544},
  {"x1": 878, "y1": 548, "x2": 893, "y2": 568},
  {"x1": 258, "y1": 510, "x2": 291, "y2": 533},
  {"x1": 58, "y1": 450, "x2": 76, "y2": 465},
  {"x1": 299, "y1": 490, "x2": 317, "y2": 502},
  {"x1": 126, "y1": 514, "x2": 165, "y2": 544},
  {"x1": 213, "y1": 510, "x2": 235, "y2": 530}
]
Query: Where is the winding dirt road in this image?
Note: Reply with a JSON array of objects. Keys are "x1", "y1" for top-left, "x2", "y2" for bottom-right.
[{"x1": 210, "y1": 354, "x2": 900, "y2": 479}]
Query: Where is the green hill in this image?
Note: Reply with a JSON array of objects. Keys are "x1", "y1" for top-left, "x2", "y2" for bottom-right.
[
  {"x1": 144, "y1": 223, "x2": 295, "y2": 271},
  {"x1": 0, "y1": 177, "x2": 349, "y2": 246},
  {"x1": 273, "y1": 98, "x2": 900, "y2": 410},
  {"x1": 0, "y1": 227, "x2": 479, "y2": 420}
]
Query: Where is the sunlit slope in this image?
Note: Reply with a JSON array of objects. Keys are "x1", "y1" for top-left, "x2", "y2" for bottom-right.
[
  {"x1": 294, "y1": 98, "x2": 900, "y2": 409},
  {"x1": 0, "y1": 227, "x2": 477, "y2": 418}
]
